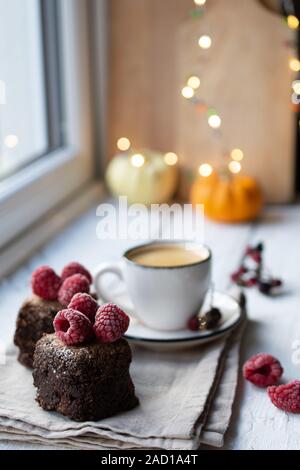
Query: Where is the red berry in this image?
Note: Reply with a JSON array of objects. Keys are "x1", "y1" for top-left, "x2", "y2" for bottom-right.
[
  {"x1": 271, "y1": 279, "x2": 282, "y2": 288},
  {"x1": 268, "y1": 380, "x2": 300, "y2": 413},
  {"x1": 250, "y1": 252, "x2": 262, "y2": 263},
  {"x1": 188, "y1": 316, "x2": 199, "y2": 331},
  {"x1": 61, "y1": 262, "x2": 92, "y2": 284},
  {"x1": 53, "y1": 308, "x2": 93, "y2": 346},
  {"x1": 246, "y1": 278, "x2": 257, "y2": 287},
  {"x1": 238, "y1": 266, "x2": 248, "y2": 275},
  {"x1": 93, "y1": 303, "x2": 129, "y2": 343},
  {"x1": 231, "y1": 272, "x2": 240, "y2": 283},
  {"x1": 231, "y1": 266, "x2": 248, "y2": 283},
  {"x1": 245, "y1": 246, "x2": 252, "y2": 256},
  {"x1": 31, "y1": 266, "x2": 62, "y2": 301},
  {"x1": 58, "y1": 274, "x2": 90, "y2": 306},
  {"x1": 258, "y1": 281, "x2": 273, "y2": 295},
  {"x1": 68, "y1": 293, "x2": 98, "y2": 323},
  {"x1": 243, "y1": 353, "x2": 283, "y2": 387}
]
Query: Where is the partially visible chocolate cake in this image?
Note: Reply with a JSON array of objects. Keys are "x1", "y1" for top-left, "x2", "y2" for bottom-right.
[
  {"x1": 14, "y1": 262, "x2": 95, "y2": 368},
  {"x1": 33, "y1": 334, "x2": 138, "y2": 421},
  {"x1": 14, "y1": 296, "x2": 61, "y2": 368}
]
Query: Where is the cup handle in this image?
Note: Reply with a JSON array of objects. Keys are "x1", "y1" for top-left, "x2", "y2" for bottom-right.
[
  {"x1": 93, "y1": 262, "x2": 124, "y2": 304},
  {"x1": 93, "y1": 262, "x2": 137, "y2": 318}
]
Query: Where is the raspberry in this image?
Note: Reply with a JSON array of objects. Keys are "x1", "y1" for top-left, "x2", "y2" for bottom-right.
[
  {"x1": 93, "y1": 303, "x2": 129, "y2": 343},
  {"x1": 188, "y1": 316, "x2": 199, "y2": 331},
  {"x1": 271, "y1": 279, "x2": 282, "y2": 288},
  {"x1": 246, "y1": 278, "x2": 257, "y2": 287},
  {"x1": 243, "y1": 353, "x2": 283, "y2": 387},
  {"x1": 31, "y1": 266, "x2": 62, "y2": 301},
  {"x1": 58, "y1": 274, "x2": 90, "y2": 306},
  {"x1": 68, "y1": 293, "x2": 98, "y2": 323},
  {"x1": 250, "y1": 252, "x2": 262, "y2": 263},
  {"x1": 231, "y1": 272, "x2": 240, "y2": 283},
  {"x1": 53, "y1": 308, "x2": 93, "y2": 346},
  {"x1": 258, "y1": 281, "x2": 273, "y2": 295},
  {"x1": 268, "y1": 380, "x2": 300, "y2": 413},
  {"x1": 61, "y1": 262, "x2": 92, "y2": 284}
]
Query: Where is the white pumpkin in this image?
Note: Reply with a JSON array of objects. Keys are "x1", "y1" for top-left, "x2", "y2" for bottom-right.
[{"x1": 105, "y1": 149, "x2": 178, "y2": 205}]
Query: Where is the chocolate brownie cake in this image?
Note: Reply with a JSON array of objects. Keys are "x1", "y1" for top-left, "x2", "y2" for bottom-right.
[
  {"x1": 33, "y1": 334, "x2": 138, "y2": 421},
  {"x1": 14, "y1": 296, "x2": 62, "y2": 368}
]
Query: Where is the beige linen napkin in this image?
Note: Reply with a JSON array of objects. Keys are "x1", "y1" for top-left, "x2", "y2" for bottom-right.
[{"x1": 0, "y1": 307, "x2": 246, "y2": 450}]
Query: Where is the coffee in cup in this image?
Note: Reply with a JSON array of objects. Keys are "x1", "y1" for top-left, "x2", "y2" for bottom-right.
[{"x1": 94, "y1": 241, "x2": 211, "y2": 331}]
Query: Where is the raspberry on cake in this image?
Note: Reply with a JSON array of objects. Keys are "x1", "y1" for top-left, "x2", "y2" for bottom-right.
[
  {"x1": 31, "y1": 266, "x2": 62, "y2": 301},
  {"x1": 68, "y1": 293, "x2": 98, "y2": 323},
  {"x1": 14, "y1": 263, "x2": 94, "y2": 368},
  {"x1": 94, "y1": 303, "x2": 130, "y2": 343},
  {"x1": 53, "y1": 308, "x2": 93, "y2": 346},
  {"x1": 58, "y1": 274, "x2": 90, "y2": 306},
  {"x1": 61, "y1": 262, "x2": 93, "y2": 284}
]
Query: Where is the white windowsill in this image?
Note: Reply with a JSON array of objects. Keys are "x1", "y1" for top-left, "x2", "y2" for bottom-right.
[{"x1": 0, "y1": 147, "x2": 76, "y2": 202}]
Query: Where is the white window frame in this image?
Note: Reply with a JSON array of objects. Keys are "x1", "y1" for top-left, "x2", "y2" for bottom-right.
[{"x1": 0, "y1": 0, "x2": 101, "y2": 250}]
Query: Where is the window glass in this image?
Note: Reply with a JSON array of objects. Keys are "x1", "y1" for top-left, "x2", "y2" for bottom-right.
[{"x1": 0, "y1": 0, "x2": 48, "y2": 178}]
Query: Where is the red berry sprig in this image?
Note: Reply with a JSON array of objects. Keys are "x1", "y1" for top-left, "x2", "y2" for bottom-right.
[
  {"x1": 187, "y1": 284, "x2": 222, "y2": 331},
  {"x1": 231, "y1": 242, "x2": 283, "y2": 296}
]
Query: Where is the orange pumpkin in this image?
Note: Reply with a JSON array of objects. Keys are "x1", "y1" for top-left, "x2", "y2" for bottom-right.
[{"x1": 190, "y1": 172, "x2": 263, "y2": 223}]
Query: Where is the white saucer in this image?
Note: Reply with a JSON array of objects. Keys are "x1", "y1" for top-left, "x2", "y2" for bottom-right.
[
  {"x1": 102, "y1": 278, "x2": 242, "y2": 351},
  {"x1": 125, "y1": 291, "x2": 241, "y2": 351}
]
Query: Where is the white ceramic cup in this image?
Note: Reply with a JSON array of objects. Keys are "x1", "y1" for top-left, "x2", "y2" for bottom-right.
[{"x1": 93, "y1": 241, "x2": 211, "y2": 331}]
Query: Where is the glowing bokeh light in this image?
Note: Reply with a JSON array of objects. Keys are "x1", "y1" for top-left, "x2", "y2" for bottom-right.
[
  {"x1": 199, "y1": 163, "x2": 213, "y2": 177},
  {"x1": 198, "y1": 35, "x2": 212, "y2": 49},
  {"x1": 289, "y1": 58, "x2": 300, "y2": 72},
  {"x1": 187, "y1": 76, "x2": 201, "y2": 89},
  {"x1": 208, "y1": 114, "x2": 221, "y2": 129},
  {"x1": 228, "y1": 160, "x2": 241, "y2": 174},
  {"x1": 287, "y1": 15, "x2": 299, "y2": 30},
  {"x1": 231, "y1": 148, "x2": 244, "y2": 162},
  {"x1": 164, "y1": 152, "x2": 178, "y2": 166},
  {"x1": 117, "y1": 137, "x2": 131, "y2": 151},
  {"x1": 131, "y1": 154, "x2": 145, "y2": 168},
  {"x1": 181, "y1": 86, "x2": 195, "y2": 99}
]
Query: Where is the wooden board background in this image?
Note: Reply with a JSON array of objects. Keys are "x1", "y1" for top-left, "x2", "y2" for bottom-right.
[
  {"x1": 108, "y1": 0, "x2": 190, "y2": 154},
  {"x1": 108, "y1": 0, "x2": 296, "y2": 202}
]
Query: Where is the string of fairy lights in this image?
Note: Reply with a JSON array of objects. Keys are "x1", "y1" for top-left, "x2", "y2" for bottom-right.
[
  {"x1": 181, "y1": 0, "x2": 244, "y2": 177},
  {"x1": 284, "y1": 0, "x2": 300, "y2": 110},
  {"x1": 181, "y1": 0, "x2": 300, "y2": 178},
  {"x1": 116, "y1": 0, "x2": 299, "y2": 177},
  {"x1": 116, "y1": 137, "x2": 178, "y2": 168}
]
